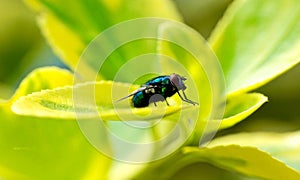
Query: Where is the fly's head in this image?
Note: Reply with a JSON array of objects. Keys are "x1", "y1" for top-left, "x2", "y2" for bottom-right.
[{"x1": 170, "y1": 73, "x2": 187, "y2": 91}]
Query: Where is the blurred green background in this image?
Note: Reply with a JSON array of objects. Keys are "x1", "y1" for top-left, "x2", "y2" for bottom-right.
[
  {"x1": 1, "y1": 0, "x2": 300, "y2": 141},
  {"x1": 0, "y1": 0, "x2": 67, "y2": 99}
]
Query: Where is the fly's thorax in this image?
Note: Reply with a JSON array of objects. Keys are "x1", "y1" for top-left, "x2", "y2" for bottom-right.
[{"x1": 161, "y1": 83, "x2": 177, "y2": 98}]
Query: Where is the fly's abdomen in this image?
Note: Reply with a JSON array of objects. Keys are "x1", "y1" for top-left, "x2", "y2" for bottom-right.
[
  {"x1": 132, "y1": 76, "x2": 178, "y2": 107},
  {"x1": 132, "y1": 91, "x2": 150, "y2": 107}
]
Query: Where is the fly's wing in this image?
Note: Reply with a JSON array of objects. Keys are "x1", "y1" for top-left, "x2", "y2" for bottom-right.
[{"x1": 115, "y1": 85, "x2": 155, "y2": 102}]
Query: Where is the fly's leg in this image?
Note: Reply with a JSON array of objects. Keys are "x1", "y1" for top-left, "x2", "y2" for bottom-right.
[
  {"x1": 182, "y1": 90, "x2": 199, "y2": 105},
  {"x1": 177, "y1": 91, "x2": 198, "y2": 105},
  {"x1": 165, "y1": 99, "x2": 170, "y2": 106},
  {"x1": 182, "y1": 90, "x2": 188, "y2": 99}
]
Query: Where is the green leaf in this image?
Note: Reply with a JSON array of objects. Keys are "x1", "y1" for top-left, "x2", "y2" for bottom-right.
[
  {"x1": 182, "y1": 146, "x2": 300, "y2": 179},
  {"x1": 209, "y1": 131, "x2": 300, "y2": 172},
  {"x1": 136, "y1": 145, "x2": 300, "y2": 179},
  {"x1": 209, "y1": 0, "x2": 300, "y2": 95},
  {"x1": 191, "y1": 93, "x2": 268, "y2": 137},
  {"x1": 12, "y1": 81, "x2": 195, "y2": 120},
  {"x1": 220, "y1": 93, "x2": 268, "y2": 130},
  {"x1": 0, "y1": 68, "x2": 111, "y2": 179},
  {"x1": 25, "y1": 0, "x2": 182, "y2": 72}
]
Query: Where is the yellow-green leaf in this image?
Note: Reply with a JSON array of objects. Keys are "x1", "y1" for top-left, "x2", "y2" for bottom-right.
[
  {"x1": 220, "y1": 93, "x2": 268, "y2": 130},
  {"x1": 193, "y1": 93, "x2": 268, "y2": 138},
  {"x1": 136, "y1": 145, "x2": 300, "y2": 179},
  {"x1": 209, "y1": 0, "x2": 300, "y2": 95},
  {"x1": 181, "y1": 145, "x2": 300, "y2": 179},
  {"x1": 12, "y1": 81, "x2": 195, "y2": 120},
  {"x1": 209, "y1": 131, "x2": 300, "y2": 172},
  {"x1": 10, "y1": 66, "x2": 73, "y2": 103}
]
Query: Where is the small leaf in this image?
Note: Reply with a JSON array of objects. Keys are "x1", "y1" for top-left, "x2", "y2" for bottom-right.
[
  {"x1": 220, "y1": 93, "x2": 268, "y2": 130},
  {"x1": 191, "y1": 93, "x2": 268, "y2": 138},
  {"x1": 25, "y1": 0, "x2": 182, "y2": 73},
  {"x1": 209, "y1": 0, "x2": 300, "y2": 95},
  {"x1": 10, "y1": 66, "x2": 73, "y2": 103},
  {"x1": 136, "y1": 145, "x2": 300, "y2": 179},
  {"x1": 209, "y1": 131, "x2": 300, "y2": 172},
  {"x1": 12, "y1": 81, "x2": 193, "y2": 120}
]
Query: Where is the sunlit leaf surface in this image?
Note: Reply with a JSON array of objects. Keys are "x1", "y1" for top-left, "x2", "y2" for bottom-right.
[
  {"x1": 10, "y1": 66, "x2": 73, "y2": 103},
  {"x1": 210, "y1": 0, "x2": 300, "y2": 95},
  {"x1": 209, "y1": 131, "x2": 300, "y2": 172},
  {"x1": 12, "y1": 81, "x2": 194, "y2": 120},
  {"x1": 135, "y1": 145, "x2": 300, "y2": 179},
  {"x1": 220, "y1": 93, "x2": 267, "y2": 130}
]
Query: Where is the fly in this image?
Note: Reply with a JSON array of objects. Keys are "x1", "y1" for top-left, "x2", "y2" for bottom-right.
[{"x1": 117, "y1": 73, "x2": 198, "y2": 108}]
